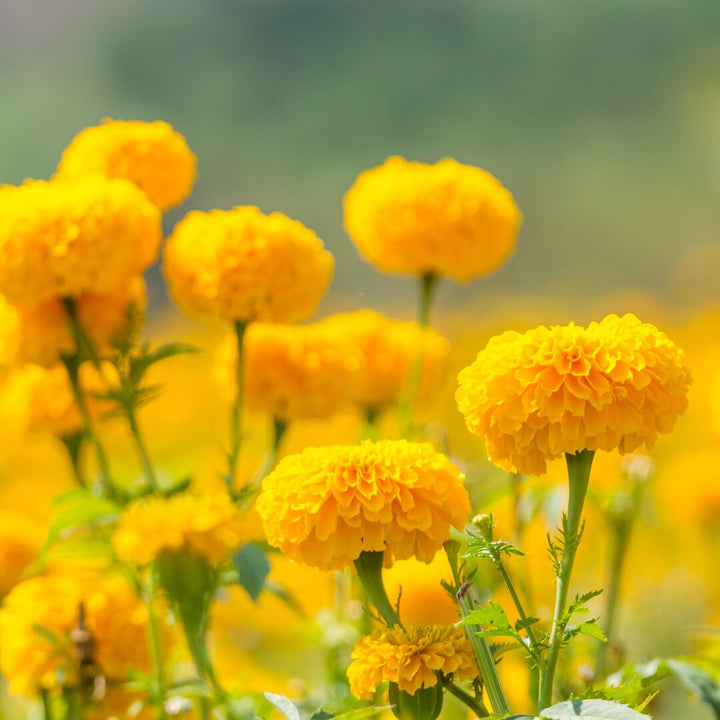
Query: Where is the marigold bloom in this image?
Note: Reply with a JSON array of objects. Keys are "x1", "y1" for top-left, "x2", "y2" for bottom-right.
[
  {"x1": 0, "y1": 277, "x2": 146, "y2": 368},
  {"x1": 456, "y1": 313, "x2": 692, "y2": 475},
  {"x1": 257, "y1": 440, "x2": 470, "y2": 570},
  {"x1": 317, "y1": 309, "x2": 450, "y2": 410},
  {"x1": 344, "y1": 156, "x2": 521, "y2": 281},
  {"x1": 57, "y1": 118, "x2": 197, "y2": 211},
  {"x1": 163, "y1": 206, "x2": 334, "y2": 323},
  {"x1": 0, "y1": 178, "x2": 160, "y2": 306},
  {"x1": 113, "y1": 492, "x2": 247, "y2": 566},
  {"x1": 213, "y1": 322, "x2": 359, "y2": 420},
  {"x1": 0, "y1": 571, "x2": 150, "y2": 696},
  {"x1": 0, "y1": 511, "x2": 43, "y2": 597},
  {"x1": 347, "y1": 625, "x2": 478, "y2": 699}
]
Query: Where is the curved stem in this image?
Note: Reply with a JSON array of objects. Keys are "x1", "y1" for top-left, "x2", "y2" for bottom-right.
[
  {"x1": 126, "y1": 406, "x2": 160, "y2": 494},
  {"x1": 538, "y1": 449, "x2": 594, "y2": 711},
  {"x1": 226, "y1": 320, "x2": 248, "y2": 494},
  {"x1": 354, "y1": 550, "x2": 402, "y2": 628},
  {"x1": 442, "y1": 679, "x2": 489, "y2": 718}
]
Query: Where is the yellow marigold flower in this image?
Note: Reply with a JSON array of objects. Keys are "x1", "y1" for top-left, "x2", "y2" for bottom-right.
[
  {"x1": 0, "y1": 178, "x2": 161, "y2": 306},
  {"x1": 0, "y1": 570, "x2": 150, "y2": 696},
  {"x1": 163, "y1": 206, "x2": 334, "y2": 323},
  {"x1": 57, "y1": 118, "x2": 197, "y2": 211},
  {"x1": 113, "y1": 491, "x2": 247, "y2": 566},
  {"x1": 0, "y1": 277, "x2": 146, "y2": 368},
  {"x1": 344, "y1": 156, "x2": 521, "y2": 281},
  {"x1": 317, "y1": 309, "x2": 450, "y2": 410},
  {"x1": 0, "y1": 511, "x2": 43, "y2": 597},
  {"x1": 257, "y1": 440, "x2": 470, "y2": 570},
  {"x1": 347, "y1": 625, "x2": 478, "y2": 699},
  {"x1": 456, "y1": 313, "x2": 692, "y2": 475},
  {"x1": 213, "y1": 322, "x2": 359, "y2": 420}
]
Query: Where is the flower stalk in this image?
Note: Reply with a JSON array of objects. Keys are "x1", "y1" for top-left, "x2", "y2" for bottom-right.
[
  {"x1": 226, "y1": 320, "x2": 249, "y2": 495},
  {"x1": 353, "y1": 550, "x2": 402, "y2": 628}
]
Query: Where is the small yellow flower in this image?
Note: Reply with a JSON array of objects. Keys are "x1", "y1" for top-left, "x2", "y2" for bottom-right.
[
  {"x1": 0, "y1": 570, "x2": 151, "y2": 696},
  {"x1": 213, "y1": 321, "x2": 359, "y2": 421},
  {"x1": 347, "y1": 625, "x2": 478, "y2": 699},
  {"x1": 317, "y1": 309, "x2": 450, "y2": 410},
  {"x1": 0, "y1": 178, "x2": 160, "y2": 306},
  {"x1": 257, "y1": 440, "x2": 470, "y2": 570},
  {"x1": 0, "y1": 510, "x2": 43, "y2": 597},
  {"x1": 113, "y1": 492, "x2": 247, "y2": 566},
  {"x1": 0, "y1": 277, "x2": 146, "y2": 368},
  {"x1": 57, "y1": 118, "x2": 197, "y2": 211},
  {"x1": 163, "y1": 206, "x2": 334, "y2": 323},
  {"x1": 344, "y1": 156, "x2": 521, "y2": 281},
  {"x1": 456, "y1": 313, "x2": 692, "y2": 475}
]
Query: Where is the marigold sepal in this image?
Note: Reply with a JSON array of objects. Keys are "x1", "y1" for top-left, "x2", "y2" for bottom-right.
[
  {"x1": 354, "y1": 550, "x2": 402, "y2": 628},
  {"x1": 388, "y1": 682, "x2": 443, "y2": 720}
]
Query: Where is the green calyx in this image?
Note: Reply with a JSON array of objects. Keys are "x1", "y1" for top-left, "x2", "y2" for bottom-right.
[{"x1": 388, "y1": 682, "x2": 444, "y2": 720}]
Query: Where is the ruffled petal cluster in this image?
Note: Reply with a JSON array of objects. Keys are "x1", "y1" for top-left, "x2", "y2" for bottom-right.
[
  {"x1": 456, "y1": 313, "x2": 692, "y2": 475},
  {"x1": 347, "y1": 625, "x2": 478, "y2": 699},
  {"x1": 0, "y1": 570, "x2": 150, "y2": 696},
  {"x1": 213, "y1": 321, "x2": 360, "y2": 421},
  {"x1": 0, "y1": 178, "x2": 161, "y2": 306},
  {"x1": 257, "y1": 440, "x2": 471, "y2": 570},
  {"x1": 317, "y1": 309, "x2": 451, "y2": 410},
  {"x1": 163, "y1": 206, "x2": 334, "y2": 323},
  {"x1": 113, "y1": 492, "x2": 247, "y2": 566},
  {"x1": 0, "y1": 511, "x2": 43, "y2": 597},
  {"x1": 0, "y1": 277, "x2": 146, "y2": 368},
  {"x1": 344, "y1": 156, "x2": 521, "y2": 281},
  {"x1": 57, "y1": 118, "x2": 197, "y2": 211}
]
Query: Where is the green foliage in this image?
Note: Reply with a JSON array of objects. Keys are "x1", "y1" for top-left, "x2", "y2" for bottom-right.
[
  {"x1": 232, "y1": 542, "x2": 271, "y2": 603},
  {"x1": 538, "y1": 699, "x2": 650, "y2": 719}
]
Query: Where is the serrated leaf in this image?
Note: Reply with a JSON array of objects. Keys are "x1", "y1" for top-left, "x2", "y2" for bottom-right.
[
  {"x1": 144, "y1": 342, "x2": 199, "y2": 366},
  {"x1": 540, "y1": 699, "x2": 650, "y2": 719},
  {"x1": 457, "y1": 601, "x2": 512, "y2": 631},
  {"x1": 665, "y1": 659, "x2": 720, "y2": 717},
  {"x1": 233, "y1": 543, "x2": 271, "y2": 602},
  {"x1": 575, "y1": 620, "x2": 607, "y2": 643},
  {"x1": 264, "y1": 693, "x2": 301, "y2": 720}
]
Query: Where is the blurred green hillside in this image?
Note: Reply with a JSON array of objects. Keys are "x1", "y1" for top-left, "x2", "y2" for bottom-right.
[{"x1": 1, "y1": 0, "x2": 719, "y2": 313}]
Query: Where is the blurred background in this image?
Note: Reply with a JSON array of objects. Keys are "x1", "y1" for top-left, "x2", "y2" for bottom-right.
[{"x1": 2, "y1": 0, "x2": 719, "y2": 318}]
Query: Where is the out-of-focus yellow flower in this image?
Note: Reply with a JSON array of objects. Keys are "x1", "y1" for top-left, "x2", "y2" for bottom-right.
[
  {"x1": 213, "y1": 322, "x2": 359, "y2": 421},
  {"x1": 113, "y1": 492, "x2": 247, "y2": 566},
  {"x1": 163, "y1": 206, "x2": 334, "y2": 323},
  {"x1": 0, "y1": 510, "x2": 43, "y2": 597},
  {"x1": 456, "y1": 313, "x2": 691, "y2": 475},
  {"x1": 0, "y1": 277, "x2": 146, "y2": 368},
  {"x1": 347, "y1": 625, "x2": 478, "y2": 699},
  {"x1": 257, "y1": 440, "x2": 470, "y2": 570},
  {"x1": 85, "y1": 687, "x2": 156, "y2": 720},
  {"x1": 0, "y1": 570, "x2": 150, "y2": 696},
  {"x1": 316, "y1": 309, "x2": 450, "y2": 411},
  {"x1": 344, "y1": 156, "x2": 520, "y2": 281},
  {"x1": 57, "y1": 118, "x2": 197, "y2": 211},
  {"x1": 0, "y1": 178, "x2": 160, "y2": 306}
]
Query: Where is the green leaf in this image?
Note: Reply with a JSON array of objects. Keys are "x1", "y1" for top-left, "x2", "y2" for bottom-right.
[
  {"x1": 665, "y1": 659, "x2": 720, "y2": 718},
  {"x1": 540, "y1": 699, "x2": 651, "y2": 719},
  {"x1": 457, "y1": 601, "x2": 512, "y2": 632},
  {"x1": 311, "y1": 711, "x2": 335, "y2": 720},
  {"x1": 233, "y1": 543, "x2": 271, "y2": 602},
  {"x1": 47, "y1": 490, "x2": 120, "y2": 543},
  {"x1": 264, "y1": 693, "x2": 301, "y2": 720},
  {"x1": 575, "y1": 620, "x2": 607, "y2": 643}
]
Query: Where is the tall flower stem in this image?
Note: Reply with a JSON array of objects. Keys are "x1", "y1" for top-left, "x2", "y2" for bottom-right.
[
  {"x1": 250, "y1": 416, "x2": 288, "y2": 487},
  {"x1": 457, "y1": 582, "x2": 511, "y2": 716},
  {"x1": 40, "y1": 688, "x2": 53, "y2": 720},
  {"x1": 125, "y1": 404, "x2": 161, "y2": 494},
  {"x1": 398, "y1": 273, "x2": 439, "y2": 438},
  {"x1": 145, "y1": 566, "x2": 169, "y2": 720},
  {"x1": 353, "y1": 550, "x2": 402, "y2": 628},
  {"x1": 538, "y1": 449, "x2": 595, "y2": 711},
  {"x1": 226, "y1": 320, "x2": 248, "y2": 495},
  {"x1": 441, "y1": 679, "x2": 490, "y2": 718}
]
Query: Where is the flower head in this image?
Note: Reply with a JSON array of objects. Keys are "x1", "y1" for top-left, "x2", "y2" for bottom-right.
[
  {"x1": 57, "y1": 118, "x2": 197, "y2": 211},
  {"x1": 0, "y1": 277, "x2": 146, "y2": 368},
  {"x1": 0, "y1": 570, "x2": 151, "y2": 696},
  {"x1": 344, "y1": 156, "x2": 521, "y2": 281},
  {"x1": 317, "y1": 309, "x2": 450, "y2": 410},
  {"x1": 257, "y1": 440, "x2": 470, "y2": 570},
  {"x1": 456, "y1": 313, "x2": 692, "y2": 475},
  {"x1": 0, "y1": 511, "x2": 43, "y2": 597},
  {"x1": 213, "y1": 321, "x2": 359, "y2": 421},
  {"x1": 0, "y1": 178, "x2": 161, "y2": 306},
  {"x1": 347, "y1": 625, "x2": 478, "y2": 699},
  {"x1": 163, "y1": 206, "x2": 334, "y2": 323},
  {"x1": 113, "y1": 492, "x2": 247, "y2": 566}
]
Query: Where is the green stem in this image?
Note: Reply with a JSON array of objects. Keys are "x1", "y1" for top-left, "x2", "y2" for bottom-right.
[
  {"x1": 59, "y1": 433, "x2": 86, "y2": 488},
  {"x1": 496, "y1": 561, "x2": 540, "y2": 653},
  {"x1": 126, "y1": 406, "x2": 160, "y2": 494},
  {"x1": 40, "y1": 688, "x2": 53, "y2": 720},
  {"x1": 418, "y1": 272, "x2": 439, "y2": 328},
  {"x1": 362, "y1": 406, "x2": 381, "y2": 441},
  {"x1": 353, "y1": 550, "x2": 402, "y2": 628},
  {"x1": 62, "y1": 686, "x2": 83, "y2": 720},
  {"x1": 442, "y1": 678, "x2": 489, "y2": 718},
  {"x1": 226, "y1": 320, "x2": 249, "y2": 495},
  {"x1": 457, "y1": 582, "x2": 511, "y2": 716},
  {"x1": 251, "y1": 416, "x2": 288, "y2": 485},
  {"x1": 538, "y1": 449, "x2": 595, "y2": 711},
  {"x1": 146, "y1": 567, "x2": 169, "y2": 720}
]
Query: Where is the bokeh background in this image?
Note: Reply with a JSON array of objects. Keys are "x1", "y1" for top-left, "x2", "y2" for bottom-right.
[{"x1": 2, "y1": 0, "x2": 720, "y2": 317}]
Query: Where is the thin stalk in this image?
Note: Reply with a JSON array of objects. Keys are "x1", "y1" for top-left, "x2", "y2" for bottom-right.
[
  {"x1": 62, "y1": 686, "x2": 83, "y2": 720},
  {"x1": 40, "y1": 688, "x2": 53, "y2": 720},
  {"x1": 538, "y1": 449, "x2": 595, "y2": 711},
  {"x1": 457, "y1": 582, "x2": 511, "y2": 716},
  {"x1": 59, "y1": 433, "x2": 86, "y2": 488},
  {"x1": 442, "y1": 678, "x2": 490, "y2": 718},
  {"x1": 226, "y1": 320, "x2": 249, "y2": 494},
  {"x1": 362, "y1": 406, "x2": 381, "y2": 441},
  {"x1": 126, "y1": 405, "x2": 160, "y2": 493},
  {"x1": 354, "y1": 550, "x2": 402, "y2": 628},
  {"x1": 146, "y1": 567, "x2": 169, "y2": 720},
  {"x1": 62, "y1": 298, "x2": 103, "y2": 371},
  {"x1": 250, "y1": 416, "x2": 288, "y2": 487},
  {"x1": 496, "y1": 562, "x2": 540, "y2": 652}
]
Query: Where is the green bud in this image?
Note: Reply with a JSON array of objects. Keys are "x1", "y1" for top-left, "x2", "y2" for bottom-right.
[
  {"x1": 388, "y1": 682, "x2": 444, "y2": 720},
  {"x1": 471, "y1": 513, "x2": 494, "y2": 542}
]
